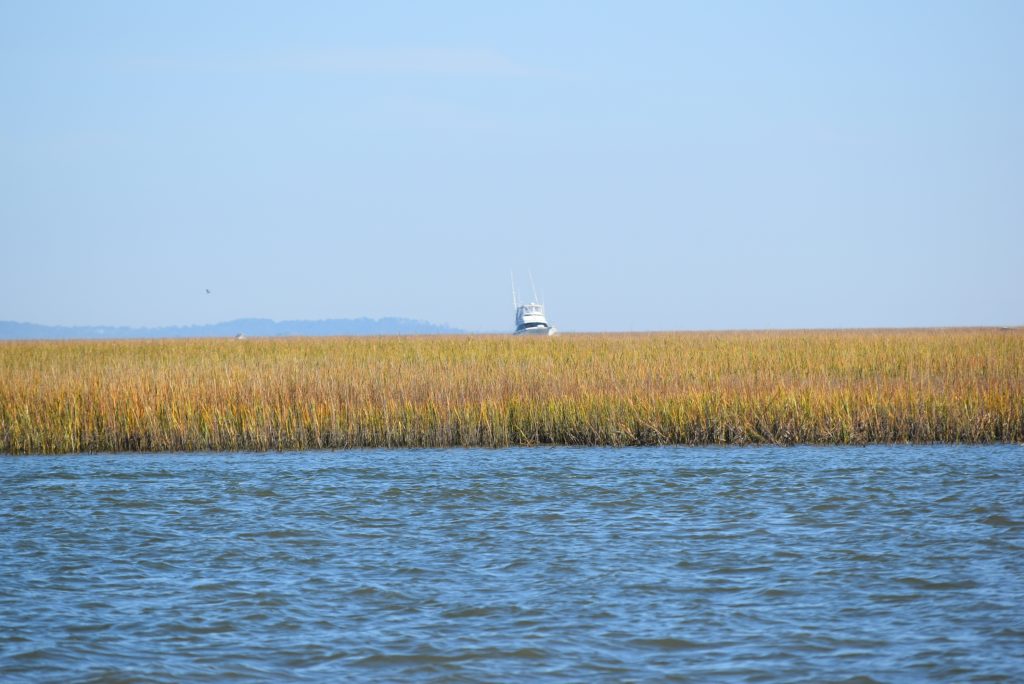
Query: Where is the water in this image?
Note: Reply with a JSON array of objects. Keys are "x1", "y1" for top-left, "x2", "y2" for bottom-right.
[{"x1": 2, "y1": 446, "x2": 1023, "y2": 682}]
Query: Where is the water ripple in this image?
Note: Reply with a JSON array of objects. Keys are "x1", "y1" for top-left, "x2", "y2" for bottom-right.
[{"x1": 1, "y1": 445, "x2": 1023, "y2": 681}]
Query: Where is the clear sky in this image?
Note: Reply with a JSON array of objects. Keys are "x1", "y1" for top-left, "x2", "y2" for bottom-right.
[{"x1": 2, "y1": 1, "x2": 1021, "y2": 331}]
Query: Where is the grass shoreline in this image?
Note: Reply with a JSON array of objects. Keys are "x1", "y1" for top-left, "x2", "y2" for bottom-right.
[{"x1": 2, "y1": 329, "x2": 1022, "y2": 454}]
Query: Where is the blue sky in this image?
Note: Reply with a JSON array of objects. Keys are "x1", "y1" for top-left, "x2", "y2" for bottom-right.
[{"x1": 2, "y1": 1, "x2": 1021, "y2": 331}]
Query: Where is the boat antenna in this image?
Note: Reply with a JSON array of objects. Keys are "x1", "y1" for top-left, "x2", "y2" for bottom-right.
[
  {"x1": 511, "y1": 271, "x2": 518, "y2": 310},
  {"x1": 528, "y1": 269, "x2": 539, "y2": 304}
]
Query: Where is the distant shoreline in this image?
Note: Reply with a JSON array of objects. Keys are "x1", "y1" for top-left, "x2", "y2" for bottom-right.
[
  {"x1": 0, "y1": 317, "x2": 462, "y2": 341},
  {"x1": 2, "y1": 322, "x2": 1019, "y2": 343},
  {"x1": 2, "y1": 329, "x2": 1022, "y2": 454}
]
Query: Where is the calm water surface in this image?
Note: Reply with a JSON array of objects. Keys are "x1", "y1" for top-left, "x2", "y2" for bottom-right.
[{"x1": 2, "y1": 446, "x2": 1023, "y2": 682}]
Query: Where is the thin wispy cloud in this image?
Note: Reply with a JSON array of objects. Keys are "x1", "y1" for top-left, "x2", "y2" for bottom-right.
[
  {"x1": 125, "y1": 47, "x2": 531, "y2": 78},
  {"x1": 280, "y1": 47, "x2": 530, "y2": 77}
]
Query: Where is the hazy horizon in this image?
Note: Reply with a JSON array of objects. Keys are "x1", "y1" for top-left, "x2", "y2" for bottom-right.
[
  {"x1": 2, "y1": 316, "x2": 1020, "y2": 339},
  {"x1": 3, "y1": 2, "x2": 1022, "y2": 332}
]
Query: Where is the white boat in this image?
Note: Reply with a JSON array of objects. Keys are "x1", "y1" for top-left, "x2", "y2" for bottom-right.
[{"x1": 512, "y1": 272, "x2": 556, "y2": 336}]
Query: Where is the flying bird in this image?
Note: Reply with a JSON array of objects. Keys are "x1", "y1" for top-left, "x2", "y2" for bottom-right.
[{"x1": 205, "y1": 289, "x2": 211, "y2": 294}]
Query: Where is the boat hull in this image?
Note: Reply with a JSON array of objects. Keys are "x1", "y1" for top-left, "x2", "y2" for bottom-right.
[{"x1": 514, "y1": 326, "x2": 556, "y2": 336}]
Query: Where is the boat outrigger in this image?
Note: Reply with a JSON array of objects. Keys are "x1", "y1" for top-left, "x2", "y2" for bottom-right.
[{"x1": 511, "y1": 272, "x2": 556, "y2": 336}]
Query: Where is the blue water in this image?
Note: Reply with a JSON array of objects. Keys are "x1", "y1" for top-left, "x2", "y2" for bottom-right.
[{"x1": 2, "y1": 445, "x2": 1023, "y2": 682}]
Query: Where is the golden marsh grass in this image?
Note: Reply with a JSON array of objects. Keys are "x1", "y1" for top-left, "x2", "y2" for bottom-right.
[{"x1": 1, "y1": 329, "x2": 1021, "y2": 453}]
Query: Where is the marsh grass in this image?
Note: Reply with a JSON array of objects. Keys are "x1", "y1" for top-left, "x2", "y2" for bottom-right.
[{"x1": 1, "y1": 329, "x2": 1021, "y2": 453}]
